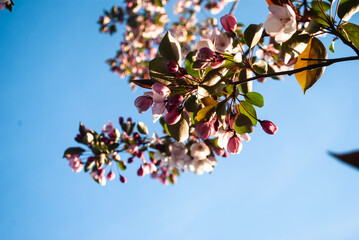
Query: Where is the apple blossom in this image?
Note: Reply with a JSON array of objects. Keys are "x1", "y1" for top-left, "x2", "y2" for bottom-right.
[{"x1": 264, "y1": 4, "x2": 296, "y2": 43}]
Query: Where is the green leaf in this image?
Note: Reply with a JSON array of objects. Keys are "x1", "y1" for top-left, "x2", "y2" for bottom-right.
[
  {"x1": 244, "y1": 24, "x2": 263, "y2": 49},
  {"x1": 159, "y1": 32, "x2": 182, "y2": 63},
  {"x1": 338, "y1": 0, "x2": 359, "y2": 21},
  {"x1": 201, "y1": 67, "x2": 229, "y2": 86},
  {"x1": 185, "y1": 51, "x2": 200, "y2": 78},
  {"x1": 84, "y1": 160, "x2": 95, "y2": 172},
  {"x1": 281, "y1": 32, "x2": 311, "y2": 65},
  {"x1": 244, "y1": 92, "x2": 264, "y2": 108},
  {"x1": 130, "y1": 79, "x2": 155, "y2": 89},
  {"x1": 63, "y1": 147, "x2": 86, "y2": 158},
  {"x1": 166, "y1": 112, "x2": 189, "y2": 142},
  {"x1": 294, "y1": 37, "x2": 327, "y2": 94},
  {"x1": 329, "y1": 39, "x2": 336, "y2": 53},
  {"x1": 252, "y1": 60, "x2": 268, "y2": 74},
  {"x1": 149, "y1": 57, "x2": 176, "y2": 85},
  {"x1": 234, "y1": 114, "x2": 254, "y2": 134},
  {"x1": 118, "y1": 160, "x2": 127, "y2": 171},
  {"x1": 338, "y1": 22, "x2": 359, "y2": 50},
  {"x1": 216, "y1": 100, "x2": 227, "y2": 117},
  {"x1": 238, "y1": 101, "x2": 257, "y2": 126},
  {"x1": 237, "y1": 70, "x2": 252, "y2": 94},
  {"x1": 184, "y1": 95, "x2": 199, "y2": 112},
  {"x1": 137, "y1": 122, "x2": 148, "y2": 135},
  {"x1": 195, "y1": 106, "x2": 215, "y2": 122},
  {"x1": 311, "y1": 1, "x2": 331, "y2": 12}
]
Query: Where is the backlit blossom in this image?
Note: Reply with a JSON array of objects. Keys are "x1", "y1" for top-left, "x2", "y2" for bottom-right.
[{"x1": 264, "y1": 4, "x2": 296, "y2": 43}]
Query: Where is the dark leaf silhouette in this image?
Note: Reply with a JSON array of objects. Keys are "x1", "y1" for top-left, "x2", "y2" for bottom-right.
[{"x1": 329, "y1": 151, "x2": 359, "y2": 170}]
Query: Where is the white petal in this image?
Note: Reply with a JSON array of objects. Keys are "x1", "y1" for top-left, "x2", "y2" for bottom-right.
[
  {"x1": 264, "y1": 15, "x2": 283, "y2": 35},
  {"x1": 269, "y1": 5, "x2": 288, "y2": 18},
  {"x1": 239, "y1": 133, "x2": 251, "y2": 142}
]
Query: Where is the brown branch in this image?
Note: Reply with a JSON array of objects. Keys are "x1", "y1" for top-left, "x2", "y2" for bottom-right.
[{"x1": 234, "y1": 55, "x2": 359, "y2": 85}]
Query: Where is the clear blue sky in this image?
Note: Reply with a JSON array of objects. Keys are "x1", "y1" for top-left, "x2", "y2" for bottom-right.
[{"x1": 1, "y1": 1, "x2": 359, "y2": 239}]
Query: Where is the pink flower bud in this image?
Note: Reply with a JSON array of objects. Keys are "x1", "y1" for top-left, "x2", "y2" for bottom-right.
[
  {"x1": 152, "y1": 82, "x2": 171, "y2": 103},
  {"x1": 220, "y1": 14, "x2": 237, "y2": 33},
  {"x1": 167, "y1": 95, "x2": 184, "y2": 108},
  {"x1": 119, "y1": 117, "x2": 124, "y2": 125},
  {"x1": 198, "y1": 47, "x2": 214, "y2": 61},
  {"x1": 214, "y1": 147, "x2": 225, "y2": 156},
  {"x1": 137, "y1": 166, "x2": 145, "y2": 177},
  {"x1": 107, "y1": 171, "x2": 116, "y2": 181},
  {"x1": 128, "y1": 157, "x2": 134, "y2": 163},
  {"x1": 120, "y1": 175, "x2": 127, "y2": 183},
  {"x1": 97, "y1": 168, "x2": 106, "y2": 178},
  {"x1": 165, "y1": 109, "x2": 182, "y2": 125},
  {"x1": 166, "y1": 60, "x2": 179, "y2": 73},
  {"x1": 260, "y1": 120, "x2": 278, "y2": 135},
  {"x1": 134, "y1": 95, "x2": 153, "y2": 113},
  {"x1": 227, "y1": 134, "x2": 242, "y2": 155},
  {"x1": 195, "y1": 122, "x2": 213, "y2": 140}
]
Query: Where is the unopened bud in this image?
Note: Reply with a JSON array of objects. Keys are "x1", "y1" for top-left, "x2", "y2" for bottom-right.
[
  {"x1": 166, "y1": 60, "x2": 179, "y2": 73},
  {"x1": 120, "y1": 175, "x2": 127, "y2": 183},
  {"x1": 195, "y1": 122, "x2": 213, "y2": 140},
  {"x1": 127, "y1": 157, "x2": 134, "y2": 163},
  {"x1": 260, "y1": 120, "x2": 278, "y2": 135},
  {"x1": 227, "y1": 134, "x2": 242, "y2": 155},
  {"x1": 137, "y1": 166, "x2": 145, "y2": 177},
  {"x1": 220, "y1": 14, "x2": 237, "y2": 33},
  {"x1": 107, "y1": 171, "x2": 116, "y2": 181},
  {"x1": 165, "y1": 109, "x2": 182, "y2": 125},
  {"x1": 198, "y1": 47, "x2": 214, "y2": 61},
  {"x1": 134, "y1": 95, "x2": 153, "y2": 113}
]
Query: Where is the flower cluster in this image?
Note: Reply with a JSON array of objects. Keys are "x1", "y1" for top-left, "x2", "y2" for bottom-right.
[
  {"x1": 0, "y1": 0, "x2": 13, "y2": 11},
  {"x1": 65, "y1": 0, "x2": 359, "y2": 185}
]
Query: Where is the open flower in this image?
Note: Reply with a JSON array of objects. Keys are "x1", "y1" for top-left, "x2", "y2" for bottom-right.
[{"x1": 264, "y1": 4, "x2": 296, "y2": 43}]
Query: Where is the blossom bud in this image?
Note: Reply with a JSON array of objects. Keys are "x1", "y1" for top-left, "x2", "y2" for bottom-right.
[
  {"x1": 107, "y1": 171, "x2": 116, "y2": 181},
  {"x1": 119, "y1": 117, "x2": 124, "y2": 125},
  {"x1": 214, "y1": 147, "x2": 225, "y2": 156},
  {"x1": 127, "y1": 157, "x2": 134, "y2": 163},
  {"x1": 198, "y1": 47, "x2": 214, "y2": 61},
  {"x1": 260, "y1": 120, "x2": 278, "y2": 135},
  {"x1": 120, "y1": 175, "x2": 127, "y2": 183},
  {"x1": 167, "y1": 95, "x2": 184, "y2": 108},
  {"x1": 134, "y1": 95, "x2": 153, "y2": 113},
  {"x1": 97, "y1": 168, "x2": 106, "y2": 178},
  {"x1": 195, "y1": 122, "x2": 213, "y2": 140},
  {"x1": 152, "y1": 82, "x2": 170, "y2": 99},
  {"x1": 227, "y1": 134, "x2": 242, "y2": 155},
  {"x1": 165, "y1": 109, "x2": 182, "y2": 125},
  {"x1": 220, "y1": 14, "x2": 237, "y2": 33},
  {"x1": 137, "y1": 166, "x2": 145, "y2": 177},
  {"x1": 166, "y1": 60, "x2": 179, "y2": 73}
]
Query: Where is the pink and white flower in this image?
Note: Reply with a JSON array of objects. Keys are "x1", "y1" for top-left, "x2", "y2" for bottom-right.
[{"x1": 264, "y1": 4, "x2": 297, "y2": 43}]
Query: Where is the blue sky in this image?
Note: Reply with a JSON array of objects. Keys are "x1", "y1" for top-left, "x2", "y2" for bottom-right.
[{"x1": 1, "y1": 1, "x2": 359, "y2": 239}]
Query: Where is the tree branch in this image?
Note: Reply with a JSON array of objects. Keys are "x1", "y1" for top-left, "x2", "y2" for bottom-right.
[{"x1": 234, "y1": 55, "x2": 359, "y2": 85}]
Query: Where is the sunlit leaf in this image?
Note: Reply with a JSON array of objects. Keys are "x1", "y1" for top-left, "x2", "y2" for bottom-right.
[
  {"x1": 201, "y1": 67, "x2": 229, "y2": 86},
  {"x1": 200, "y1": 97, "x2": 218, "y2": 107},
  {"x1": 234, "y1": 114, "x2": 254, "y2": 134},
  {"x1": 238, "y1": 101, "x2": 257, "y2": 126},
  {"x1": 338, "y1": 22, "x2": 359, "y2": 50},
  {"x1": 294, "y1": 37, "x2": 327, "y2": 94},
  {"x1": 185, "y1": 51, "x2": 200, "y2": 78},
  {"x1": 159, "y1": 31, "x2": 182, "y2": 63},
  {"x1": 338, "y1": 0, "x2": 359, "y2": 21},
  {"x1": 244, "y1": 24, "x2": 263, "y2": 49},
  {"x1": 118, "y1": 160, "x2": 127, "y2": 171},
  {"x1": 244, "y1": 92, "x2": 264, "y2": 108},
  {"x1": 195, "y1": 106, "x2": 215, "y2": 122},
  {"x1": 166, "y1": 112, "x2": 189, "y2": 142},
  {"x1": 137, "y1": 122, "x2": 148, "y2": 135},
  {"x1": 63, "y1": 147, "x2": 86, "y2": 158},
  {"x1": 281, "y1": 32, "x2": 311, "y2": 65},
  {"x1": 149, "y1": 57, "x2": 175, "y2": 85},
  {"x1": 252, "y1": 60, "x2": 268, "y2": 74}
]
